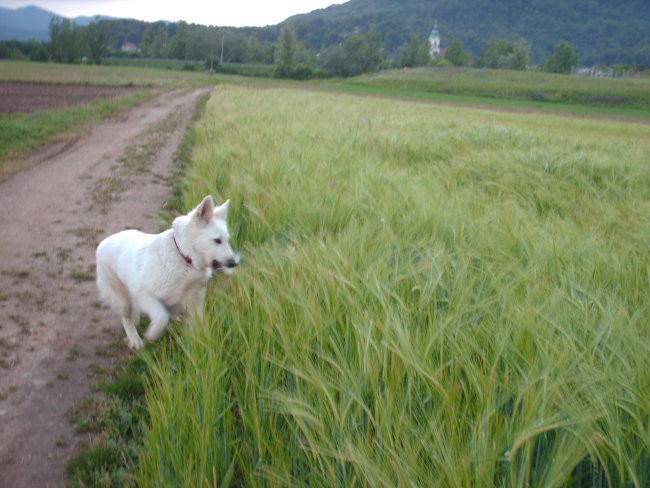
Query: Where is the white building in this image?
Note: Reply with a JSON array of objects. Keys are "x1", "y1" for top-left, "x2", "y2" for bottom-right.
[{"x1": 429, "y1": 23, "x2": 441, "y2": 58}]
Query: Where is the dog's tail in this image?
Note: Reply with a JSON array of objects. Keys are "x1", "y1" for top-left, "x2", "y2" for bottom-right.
[{"x1": 96, "y1": 244, "x2": 133, "y2": 319}]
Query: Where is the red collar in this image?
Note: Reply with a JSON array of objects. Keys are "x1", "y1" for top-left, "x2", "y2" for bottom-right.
[{"x1": 172, "y1": 234, "x2": 193, "y2": 266}]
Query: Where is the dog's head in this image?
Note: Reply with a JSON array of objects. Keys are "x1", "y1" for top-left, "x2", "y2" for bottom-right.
[{"x1": 175, "y1": 195, "x2": 240, "y2": 275}]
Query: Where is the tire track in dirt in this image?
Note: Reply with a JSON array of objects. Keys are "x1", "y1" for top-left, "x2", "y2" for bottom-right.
[{"x1": 0, "y1": 86, "x2": 211, "y2": 488}]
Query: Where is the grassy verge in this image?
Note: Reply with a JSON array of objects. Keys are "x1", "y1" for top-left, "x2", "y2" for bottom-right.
[
  {"x1": 0, "y1": 90, "x2": 155, "y2": 180},
  {"x1": 65, "y1": 352, "x2": 148, "y2": 488},
  {"x1": 137, "y1": 86, "x2": 650, "y2": 486},
  {"x1": 321, "y1": 67, "x2": 650, "y2": 120},
  {"x1": 64, "y1": 91, "x2": 212, "y2": 488}
]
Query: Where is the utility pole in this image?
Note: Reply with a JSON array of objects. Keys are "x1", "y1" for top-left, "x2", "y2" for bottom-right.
[
  {"x1": 220, "y1": 35, "x2": 224, "y2": 65},
  {"x1": 210, "y1": 38, "x2": 214, "y2": 72}
]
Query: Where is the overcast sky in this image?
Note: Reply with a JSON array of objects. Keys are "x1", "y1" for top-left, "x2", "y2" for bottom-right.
[{"x1": 1, "y1": 0, "x2": 348, "y2": 26}]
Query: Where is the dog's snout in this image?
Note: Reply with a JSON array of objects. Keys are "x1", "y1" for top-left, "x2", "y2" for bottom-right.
[{"x1": 226, "y1": 258, "x2": 238, "y2": 268}]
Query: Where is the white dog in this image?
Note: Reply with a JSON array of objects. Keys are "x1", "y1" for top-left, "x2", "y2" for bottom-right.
[{"x1": 96, "y1": 195, "x2": 239, "y2": 350}]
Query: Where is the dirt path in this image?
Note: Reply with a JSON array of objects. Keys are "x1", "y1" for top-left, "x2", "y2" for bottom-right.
[{"x1": 0, "y1": 86, "x2": 211, "y2": 488}]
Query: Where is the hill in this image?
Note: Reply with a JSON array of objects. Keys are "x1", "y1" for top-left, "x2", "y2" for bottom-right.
[
  {"x1": 0, "y1": 5, "x2": 117, "y2": 42},
  {"x1": 0, "y1": 5, "x2": 52, "y2": 41},
  {"x1": 287, "y1": 0, "x2": 650, "y2": 66}
]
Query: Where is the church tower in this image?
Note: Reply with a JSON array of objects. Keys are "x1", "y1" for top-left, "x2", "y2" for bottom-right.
[{"x1": 429, "y1": 22, "x2": 441, "y2": 58}]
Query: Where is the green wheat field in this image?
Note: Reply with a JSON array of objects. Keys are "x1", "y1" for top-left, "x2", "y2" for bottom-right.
[{"x1": 139, "y1": 85, "x2": 649, "y2": 486}]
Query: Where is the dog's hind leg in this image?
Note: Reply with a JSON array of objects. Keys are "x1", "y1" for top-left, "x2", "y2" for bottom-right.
[
  {"x1": 140, "y1": 296, "x2": 171, "y2": 343},
  {"x1": 97, "y1": 263, "x2": 144, "y2": 350}
]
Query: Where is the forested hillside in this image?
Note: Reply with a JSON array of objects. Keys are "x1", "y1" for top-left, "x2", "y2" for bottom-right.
[
  {"x1": 287, "y1": 0, "x2": 650, "y2": 65},
  {"x1": 1, "y1": 0, "x2": 648, "y2": 66}
]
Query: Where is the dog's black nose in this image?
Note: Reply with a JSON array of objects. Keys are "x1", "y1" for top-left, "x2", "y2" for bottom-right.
[{"x1": 226, "y1": 258, "x2": 238, "y2": 268}]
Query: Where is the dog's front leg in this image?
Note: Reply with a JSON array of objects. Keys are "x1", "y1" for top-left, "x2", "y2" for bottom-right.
[
  {"x1": 140, "y1": 296, "x2": 171, "y2": 342},
  {"x1": 122, "y1": 315, "x2": 144, "y2": 351}
]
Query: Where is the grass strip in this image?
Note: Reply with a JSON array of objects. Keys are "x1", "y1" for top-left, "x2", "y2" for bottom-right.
[{"x1": 64, "y1": 90, "x2": 212, "y2": 488}]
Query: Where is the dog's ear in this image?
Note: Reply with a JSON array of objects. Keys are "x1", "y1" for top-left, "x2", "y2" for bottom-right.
[
  {"x1": 213, "y1": 199, "x2": 230, "y2": 220},
  {"x1": 193, "y1": 195, "x2": 215, "y2": 224}
]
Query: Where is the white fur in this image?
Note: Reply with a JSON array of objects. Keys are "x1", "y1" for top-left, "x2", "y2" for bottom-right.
[{"x1": 96, "y1": 195, "x2": 239, "y2": 350}]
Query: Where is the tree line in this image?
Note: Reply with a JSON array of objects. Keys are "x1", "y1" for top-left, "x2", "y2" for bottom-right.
[
  {"x1": 288, "y1": 0, "x2": 650, "y2": 68},
  {"x1": 0, "y1": 17, "x2": 639, "y2": 79}
]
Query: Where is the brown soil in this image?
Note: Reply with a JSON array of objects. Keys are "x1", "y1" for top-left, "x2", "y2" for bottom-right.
[
  {"x1": 0, "y1": 86, "x2": 212, "y2": 488},
  {"x1": 0, "y1": 81, "x2": 142, "y2": 114}
]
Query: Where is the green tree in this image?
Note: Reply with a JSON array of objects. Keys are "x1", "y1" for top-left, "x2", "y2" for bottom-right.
[
  {"x1": 85, "y1": 19, "x2": 110, "y2": 64},
  {"x1": 275, "y1": 22, "x2": 297, "y2": 78},
  {"x1": 166, "y1": 21, "x2": 189, "y2": 59},
  {"x1": 30, "y1": 42, "x2": 49, "y2": 62},
  {"x1": 318, "y1": 31, "x2": 383, "y2": 77},
  {"x1": 49, "y1": 17, "x2": 84, "y2": 63},
  {"x1": 140, "y1": 27, "x2": 155, "y2": 57},
  {"x1": 318, "y1": 44, "x2": 345, "y2": 77},
  {"x1": 152, "y1": 25, "x2": 168, "y2": 58},
  {"x1": 48, "y1": 17, "x2": 63, "y2": 61},
  {"x1": 398, "y1": 32, "x2": 430, "y2": 67},
  {"x1": 475, "y1": 38, "x2": 530, "y2": 70},
  {"x1": 543, "y1": 40, "x2": 579, "y2": 74},
  {"x1": 342, "y1": 31, "x2": 383, "y2": 76},
  {"x1": 0, "y1": 40, "x2": 49, "y2": 61},
  {"x1": 445, "y1": 38, "x2": 470, "y2": 67}
]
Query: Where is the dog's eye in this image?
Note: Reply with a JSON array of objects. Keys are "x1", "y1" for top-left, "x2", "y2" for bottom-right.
[{"x1": 214, "y1": 238, "x2": 222, "y2": 245}]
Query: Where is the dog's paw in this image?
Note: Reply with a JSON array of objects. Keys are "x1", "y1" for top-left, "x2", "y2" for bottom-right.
[{"x1": 125, "y1": 335, "x2": 144, "y2": 351}]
